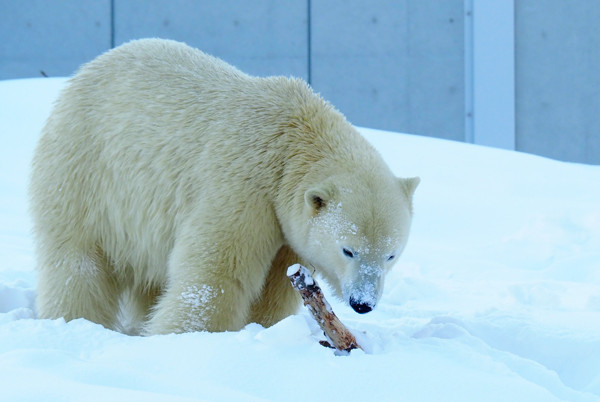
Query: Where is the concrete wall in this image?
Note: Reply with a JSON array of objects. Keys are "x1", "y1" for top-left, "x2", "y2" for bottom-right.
[
  {"x1": 311, "y1": 0, "x2": 464, "y2": 140},
  {"x1": 1, "y1": 0, "x2": 598, "y2": 164},
  {"x1": 113, "y1": 0, "x2": 309, "y2": 80},
  {"x1": 515, "y1": 1, "x2": 600, "y2": 164},
  {"x1": 0, "y1": 0, "x2": 465, "y2": 143},
  {"x1": 0, "y1": 0, "x2": 111, "y2": 78}
]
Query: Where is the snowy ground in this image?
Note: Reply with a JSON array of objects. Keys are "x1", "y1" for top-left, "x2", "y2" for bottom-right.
[{"x1": 1, "y1": 78, "x2": 599, "y2": 401}]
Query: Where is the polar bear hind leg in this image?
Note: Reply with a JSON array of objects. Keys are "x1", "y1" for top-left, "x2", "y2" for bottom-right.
[{"x1": 35, "y1": 242, "x2": 121, "y2": 330}]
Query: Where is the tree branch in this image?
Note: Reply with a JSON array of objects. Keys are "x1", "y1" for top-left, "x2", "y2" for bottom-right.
[{"x1": 287, "y1": 264, "x2": 361, "y2": 352}]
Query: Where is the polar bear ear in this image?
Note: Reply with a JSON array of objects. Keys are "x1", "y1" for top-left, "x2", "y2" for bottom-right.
[
  {"x1": 305, "y1": 185, "x2": 335, "y2": 213},
  {"x1": 400, "y1": 177, "x2": 420, "y2": 199}
]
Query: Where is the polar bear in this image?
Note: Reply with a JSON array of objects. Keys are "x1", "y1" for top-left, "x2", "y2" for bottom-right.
[{"x1": 30, "y1": 39, "x2": 419, "y2": 335}]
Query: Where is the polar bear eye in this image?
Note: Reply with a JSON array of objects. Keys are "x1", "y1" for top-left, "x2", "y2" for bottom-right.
[
  {"x1": 387, "y1": 254, "x2": 396, "y2": 261},
  {"x1": 342, "y1": 248, "x2": 355, "y2": 258}
]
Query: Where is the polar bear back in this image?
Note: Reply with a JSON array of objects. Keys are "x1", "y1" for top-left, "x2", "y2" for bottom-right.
[{"x1": 30, "y1": 39, "x2": 304, "y2": 283}]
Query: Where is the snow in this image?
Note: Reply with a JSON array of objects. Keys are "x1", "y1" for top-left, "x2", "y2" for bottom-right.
[
  {"x1": 286, "y1": 263, "x2": 302, "y2": 278},
  {"x1": 1, "y1": 77, "x2": 599, "y2": 401},
  {"x1": 287, "y1": 264, "x2": 315, "y2": 289}
]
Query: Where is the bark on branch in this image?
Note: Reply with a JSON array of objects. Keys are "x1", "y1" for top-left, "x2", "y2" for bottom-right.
[{"x1": 287, "y1": 264, "x2": 361, "y2": 352}]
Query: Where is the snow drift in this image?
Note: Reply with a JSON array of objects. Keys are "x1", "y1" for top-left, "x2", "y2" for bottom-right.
[{"x1": 1, "y1": 78, "x2": 599, "y2": 401}]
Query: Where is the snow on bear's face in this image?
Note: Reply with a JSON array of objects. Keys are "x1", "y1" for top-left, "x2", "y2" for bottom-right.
[{"x1": 302, "y1": 175, "x2": 419, "y2": 314}]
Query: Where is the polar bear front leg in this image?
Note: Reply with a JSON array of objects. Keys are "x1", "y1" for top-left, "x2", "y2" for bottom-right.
[
  {"x1": 146, "y1": 270, "x2": 251, "y2": 334},
  {"x1": 144, "y1": 215, "x2": 282, "y2": 334},
  {"x1": 249, "y1": 245, "x2": 303, "y2": 327}
]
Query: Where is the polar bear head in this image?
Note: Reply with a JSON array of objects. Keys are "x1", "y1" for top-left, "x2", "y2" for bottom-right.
[{"x1": 298, "y1": 172, "x2": 419, "y2": 314}]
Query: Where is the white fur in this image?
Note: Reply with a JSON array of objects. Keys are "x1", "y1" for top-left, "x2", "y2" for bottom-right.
[{"x1": 30, "y1": 39, "x2": 418, "y2": 334}]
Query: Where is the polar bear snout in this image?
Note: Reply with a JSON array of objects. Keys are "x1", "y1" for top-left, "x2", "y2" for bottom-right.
[
  {"x1": 344, "y1": 271, "x2": 381, "y2": 314},
  {"x1": 349, "y1": 298, "x2": 373, "y2": 314},
  {"x1": 346, "y1": 279, "x2": 379, "y2": 313}
]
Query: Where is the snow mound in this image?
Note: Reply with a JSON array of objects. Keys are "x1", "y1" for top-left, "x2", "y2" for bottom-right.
[{"x1": 1, "y1": 78, "x2": 599, "y2": 401}]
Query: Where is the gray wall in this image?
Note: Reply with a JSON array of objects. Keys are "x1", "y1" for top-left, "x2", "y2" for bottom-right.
[
  {"x1": 515, "y1": 1, "x2": 600, "y2": 164},
  {"x1": 311, "y1": 1, "x2": 464, "y2": 141},
  {"x1": 0, "y1": 0, "x2": 111, "y2": 78},
  {"x1": 1, "y1": 0, "x2": 598, "y2": 164},
  {"x1": 0, "y1": 0, "x2": 465, "y2": 144},
  {"x1": 113, "y1": 1, "x2": 309, "y2": 80}
]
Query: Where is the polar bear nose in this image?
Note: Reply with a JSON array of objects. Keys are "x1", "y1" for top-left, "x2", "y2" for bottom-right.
[{"x1": 349, "y1": 298, "x2": 373, "y2": 314}]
